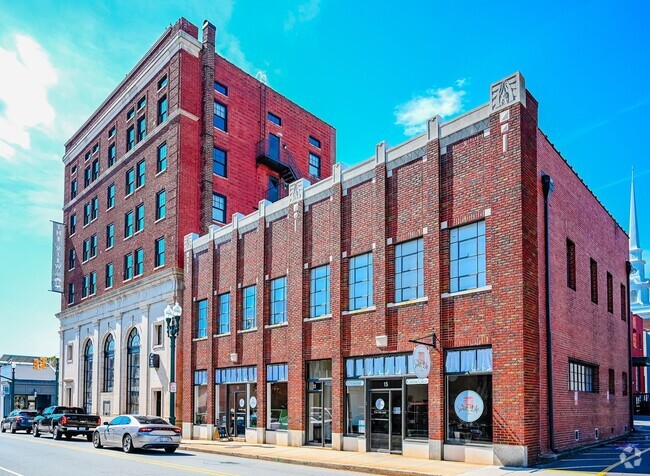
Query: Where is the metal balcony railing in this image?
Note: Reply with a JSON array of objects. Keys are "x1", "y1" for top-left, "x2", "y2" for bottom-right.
[{"x1": 255, "y1": 139, "x2": 302, "y2": 183}]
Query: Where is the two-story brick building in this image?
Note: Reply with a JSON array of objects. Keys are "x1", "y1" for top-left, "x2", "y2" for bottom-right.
[
  {"x1": 55, "y1": 18, "x2": 334, "y2": 421},
  {"x1": 181, "y1": 73, "x2": 631, "y2": 466}
]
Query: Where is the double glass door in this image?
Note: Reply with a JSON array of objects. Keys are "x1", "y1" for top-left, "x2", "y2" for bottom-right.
[
  {"x1": 307, "y1": 380, "x2": 332, "y2": 446},
  {"x1": 370, "y1": 382, "x2": 402, "y2": 453}
]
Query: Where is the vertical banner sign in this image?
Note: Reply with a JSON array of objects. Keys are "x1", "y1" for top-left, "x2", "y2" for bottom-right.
[{"x1": 51, "y1": 221, "x2": 65, "y2": 293}]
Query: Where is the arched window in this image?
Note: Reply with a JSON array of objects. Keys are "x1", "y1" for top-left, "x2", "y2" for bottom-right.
[
  {"x1": 126, "y1": 328, "x2": 141, "y2": 414},
  {"x1": 103, "y1": 335, "x2": 115, "y2": 392},
  {"x1": 83, "y1": 340, "x2": 94, "y2": 413}
]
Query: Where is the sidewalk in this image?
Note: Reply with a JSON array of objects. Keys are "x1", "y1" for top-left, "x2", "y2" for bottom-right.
[{"x1": 179, "y1": 439, "x2": 553, "y2": 476}]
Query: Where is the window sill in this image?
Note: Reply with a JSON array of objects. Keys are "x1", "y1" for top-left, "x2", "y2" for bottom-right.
[
  {"x1": 105, "y1": 286, "x2": 113, "y2": 291},
  {"x1": 192, "y1": 337, "x2": 208, "y2": 342},
  {"x1": 153, "y1": 344, "x2": 164, "y2": 350},
  {"x1": 107, "y1": 206, "x2": 114, "y2": 212},
  {"x1": 264, "y1": 322, "x2": 288, "y2": 329},
  {"x1": 154, "y1": 217, "x2": 166, "y2": 224},
  {"x1": 213, "y1": 332, "x2": 231, "y2": 338},
  {"x1": 304, "y1": 314, "x2": 332, "y2": 322},
  {"x1": 124, "y1": 235, "x2": 133, "y2": 241},
  {"x1": 444, "y1": 441, "x2": 493, "y2": 448},
  {"x1": 154, "y1": 264, "x2": 165, "y2": 270},
  {"x1": 155, "y1": 169, "x2": 167, "y2": 178},
  {"x1": 342, "y1": 306, "x2": 376, "y2": 316},
  {"x1": 237, "y1": 328, "x2": 258, "y2": 334},
  {"x1": 123, "y1": 278, "x2": 132, "y2": 283},
  {"x1": 66, "y1": 360, "x2": 73, "y2": 364},
  {"x1": 213, "y1": 172, "x2": 228, "y2": 180},
  {"x1": 125, "y1": 192, "x2": 134, "y2": 199},
  {"x1": 441, "y1": 285, "x2": 492, "y2": 299},
  {"x1": 387, "y1": 297, "x2": 429, "y2": 308},
  {"x1": 106, "y1": 246, "x2": 114, "y2": 251},
  {"x1": 134, "y1": 229, "x2": 143, "y2": 236},
  {"x1": 213, "y1": 126, "x2": 228, "y2": 134},
  {"x1": 70, "y1": 232, "x2": 76, "y2": 238},
  {"x1": 135, "y1": 185, "x2": 145, "y2": 192}
]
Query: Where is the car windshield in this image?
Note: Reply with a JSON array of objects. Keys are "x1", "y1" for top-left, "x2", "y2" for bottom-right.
[
  {"x1": 19, "y1": 411, "x2": 37, "y2": 417},
  {"x1": 134, "y1": 416, "x2": 169, "y2": 425}
]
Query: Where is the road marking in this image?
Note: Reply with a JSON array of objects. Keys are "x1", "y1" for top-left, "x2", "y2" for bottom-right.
[
  {"x1": 0, "y1": 466, "x2": 24, "y2": 476},
  {"x1": 596, "y1": 445, "x2": 650, "y2": 475},
  {"x1": 0, "y1": 435, "x2": 235, "y2": 475}
]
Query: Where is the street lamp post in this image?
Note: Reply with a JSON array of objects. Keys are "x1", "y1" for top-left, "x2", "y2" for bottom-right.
[
  {"x1": 9, "y1": 362, "x2": 16, "y2": 413},
  {"x1": 165, "y1": 302, "x2": 182, "y2": 426}
]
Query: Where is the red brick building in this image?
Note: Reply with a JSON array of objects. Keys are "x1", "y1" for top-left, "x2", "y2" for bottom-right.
[
  {"x1": 181, "y1": 72, "x2": 631, "y2": 466},
  {"x1": 56, "y1": 18, "x2": 333, "y2": 421}
]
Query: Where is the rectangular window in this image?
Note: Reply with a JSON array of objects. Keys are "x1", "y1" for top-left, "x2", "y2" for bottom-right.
[
  {"x1": 607, "y1": 272, "x2": 613, "y2": 313},
  {"x1": 85, "y1": 151, "x2": 91, "y2": 162},
  {"x1": 108, "y1": 126, "x2": 116, "y2": 138},
  {"x1": 105, "y1": 263, "x2": 113, "y2": 288},
  {"x1": 349, "y1": 252, "x2": 373, "y2": 310},
  {"x1": 406, "y1": 383, "x2": 428, "y2": 439},
  {"x1": 156, "y1": 142, "x2": 167, "y2": 173},
  {"x1": 153, "y1": 323, "x2": 163, "y2": 347},
  {"x1": 450, "y1": 221, "x2": 486, "y2": 293},
  {"x1": 213, "y1": 101, "x2": 227, "y2": 131},
  {"x1": 107, "y1": 183, "x2": 115, "y2": 209},
  {"x1": 134, "y1": 248, "x2": 144, "y2": 276},
  {"x1": 567, "y1": 239, "x2": 576, "y2": 290},
  {"x1": 126, "y1": 108, "x2": 135, "y2": 121},
  {"x1": 137, "y1": 116, "x2": 146, "y2": 141},
  {"x1": 267, "y1": 176, "x2": 280, "y2": 202},
  {"x1": 135, "y1": 203, "x2": 145, "y2": 232},
  {"x1": 82, "y1": 275, "x2": 89, "y2": 298},
  {"x1": 155, "y1": 190, "x2": 166, "y2": 220},
  {"x1": 108, "y1": 143, "x2": 116, "y2": 167},
  {"x1": 213, "y1": 147, "x2": 227, "y2": 177},
  {"x1": 157, "y1": 75, "x2": 167, "y2": 90},
  {"x1": 70, "y1": 179, "x2": 77, "y2": 199},
  {"x1": 84, "y1": 166, "x2": 91, "y2": 187},
  {"x1": 90, "y1": 234, "x2": 97, "y2": 258},
  {"x1": 395, "y1": 238, "x2": 424, "y2": 302},
  {"x1": 194, "y1": 370, "x2": 208, "y2": 425},
  {"x1": 214, "y1": 81, "x2": 227, "y2": 96},
  {"x1": 82, "y1": 239, "x2": 90, "y2": 262},
  {"x1": 91, "y1": 159, "x2": 99, "y2": 181},
  {"x1": 346, "y1": 384, "x2": 364, "y2": 436},
  {"x1": 270, "y1": 277, "x2": 287, "y2": 325},
  {"x1": 242, "y1": 285, "x2": 257, "y2": 330},
  {"x1": 309, "y1": 136, "x2": 321, "y2": 148},
  {"x1": 154, "y1": 237, "x2": 165, "y2": 267},
  {"x1": 212, "y1": 193, "x2": 226, "y2": 223},
  {"x1": 68, "y1": 249, "x2": 76, "y2": 270},
  {"x1": 621, "y1": 284, "x2": 627, "y2": 321},
  {"x1": 68, "y1": 283, "x2": 74, "y2": 304},
  {"x1": 217, "y1": 293, "x2": 230, "y2": 335},
  {"x1": 126, "y1": 126, "x2": 135, "y2": 151},
  {"x1": 106, "y1": 223, "x2": 114, "y2": 248},
  {"x1": 157, "y1": 96, "x2": 168, "y2": 124},
  {"x1": 137, "y1": 96, "x2": 146, "y2": 110},
  {"x1": 310, "y1": 264, "x2": 331, "y2": 318},
  {"x1": 590, "y1": 258, "x2": 598, "y2": 304},
  {"x1": 125, "y1": 168, "x2": 134, "y2": 195},
  {"x1": 123, "y1": 253, "x2": 133, "y2": 280},
  {"x1": 309, "y1": 152, "x2": 321, "y2": 178},
  {"x1": 196, "y1": 299, "x2": 208, "y2": 338},
  {"x1": 608, "y1": 368, "x2": 615, "y2": 395},
  {"x1": 93, "y1": 143, "x2": 99, "y2": 154},
  {"x1": 267, "y1": 365, "x2": 288, "y2": 431},
  {"x1": 623, "y1": 371, "x2": 628, "y2": 396},
  {"x1": 136, "y1": 160, "x2": 146, "y2": 188},
  {"x1": 89, "y1": 272, "x2": 97, "y2": 295},
  {"x1": 91, "y1": 196, "x2": 98, "y2": 221},
  {"x1": 124, "y1": 211, "x2": 134, "y2": 238},
  {"x1": 69, "y1": 214, "x2": 76, "y2": 235},
  {"x1": 569, "y1": 360, "x2": 598, "y2": 392},
  {"x1": 267, "y1": 112, "x2": 281, "y2": 126},
  {"x1": 83, "y1": 202, "x2": 90, "y2": 226}
]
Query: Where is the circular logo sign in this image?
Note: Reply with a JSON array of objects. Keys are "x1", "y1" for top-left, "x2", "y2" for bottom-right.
[
  {"x1": 375, "y1": 398, "x2": 385, "y2": 410},
  {"x1": 249, "y1": 396, "x2": 257, "y2": 409},
  {"x1": 239, "y1": 398, "x2": 245, "y2": 408},
  {"x1": 454, "y1": 390, "x2": 484, "y2": 423},
  {"x1": 413, "y1": 344, "x2": 431, "y2": 379}
]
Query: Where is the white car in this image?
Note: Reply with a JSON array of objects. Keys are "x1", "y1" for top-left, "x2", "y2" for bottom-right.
[{"x1": 92, "y1": 415, "x2": 181, "y2": 453}]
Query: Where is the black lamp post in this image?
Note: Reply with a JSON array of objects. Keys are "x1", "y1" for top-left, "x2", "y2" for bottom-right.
[
  {"x1": 165, "y1": 302, "x2": 182, "y2": 426},
  {"x1": 9, "y1": 362, "x2": 16, "y2": 413}
]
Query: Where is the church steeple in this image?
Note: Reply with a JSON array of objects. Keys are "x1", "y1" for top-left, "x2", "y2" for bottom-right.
[{"x1": 630, "y1": 167, "x2": 641, "y2": 251}]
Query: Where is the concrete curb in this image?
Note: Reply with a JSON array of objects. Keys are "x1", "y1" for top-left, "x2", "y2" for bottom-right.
[{"x1": 178, "y1": 444, "x2": 445, "y2": 476}]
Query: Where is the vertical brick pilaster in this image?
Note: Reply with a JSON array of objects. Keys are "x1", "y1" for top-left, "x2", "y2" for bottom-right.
[
  {"x1": 199, "y1": 22, "x2": 215, "y2": 234},
  {"x1": 373, "y1": 142, "x2": 389, "y2": 342}
]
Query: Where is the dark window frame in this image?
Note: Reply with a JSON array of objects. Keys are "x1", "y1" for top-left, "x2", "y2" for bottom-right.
[
  {"x1": 267, "y1": 112, "x2": 282, "y2": 126},
  {"x1": 213, "y1": 147, "x2": 227, "y2": 177},
  {"x1": 590, "y1": 258, "x2": 598, "y2": 304}
]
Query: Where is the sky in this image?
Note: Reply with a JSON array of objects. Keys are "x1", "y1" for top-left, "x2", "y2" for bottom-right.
[{"x1": 0, "y1": 0, "x2": 649, "y2": 357}]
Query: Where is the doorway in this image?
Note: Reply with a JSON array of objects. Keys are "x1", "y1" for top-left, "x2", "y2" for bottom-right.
[
  {"x1": 228, "y1": 385, "x2": 247, "y2": 437},
  {"x1": 369, "y1": 381, "x2": 402, "y2": 453},
  {"x1": 153, "y1": 390, "x2": 162, "y2": 417},
  {"x1": 307, "y1": 381, "x2": 332, "y2": 446}
]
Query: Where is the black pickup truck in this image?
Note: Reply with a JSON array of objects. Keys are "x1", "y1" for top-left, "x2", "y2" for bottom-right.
[{"x1": 32, "y1": 406, "x2": 101, "y2": 441}]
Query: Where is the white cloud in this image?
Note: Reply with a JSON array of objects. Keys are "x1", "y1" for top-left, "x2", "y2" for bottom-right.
[
  {"x1": 0, "y1": 35, "x2": 58, "y2": 159},
  {"x1": 285, "y1": 0, "x2": 321, "y2": 32},
  {"x1": 394, "y1": 82, "x2": 466, "y2": 136}
]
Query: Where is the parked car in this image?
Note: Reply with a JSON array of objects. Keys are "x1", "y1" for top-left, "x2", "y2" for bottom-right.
[
  {"x1": 92, "y1": 415, "x2": 181, "y2": 453},
  {"x1": 32, "y1": 406, "x2": 101, "y2": 441},
  {"x1": 1, "y1": 409, "x2": 38, "y2": 434}
]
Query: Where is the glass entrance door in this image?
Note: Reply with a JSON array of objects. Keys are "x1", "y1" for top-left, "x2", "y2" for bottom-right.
[
  {"x1": 307, "y1": 381, "x2": 332, "y2": 446},
  {"x1": 370, "y1": 389, "x2": 402, "y2": 453},
  {"x1": 227, "y1": 385, "x2": 247, "y2": 437}
]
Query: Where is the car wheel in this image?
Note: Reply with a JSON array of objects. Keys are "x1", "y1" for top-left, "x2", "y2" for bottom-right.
[
  {"x1": 32, "y1": 425, "x2": 40, "y2": 437},
  {"x1": 1, "y1": 423, "x2": 5, "y2": 433},
  {"x1": 92, "y1": 432, "x2": 102, "y2": 449},
  {"x1": 122, "y1": 434, "x2": 135, "y2": 453},
  {"x1": 10, "y1": 423, "x2": 16, "y2": 434},
  {"x1": 164, "y1": 447, "x2": 177, "y2": 454},
  {"x1": 86, "y1": 433, "x2": 92, "y2": 442},
  {"x1": 53, "y1": 426, "x2": 62, "y2": 440}
]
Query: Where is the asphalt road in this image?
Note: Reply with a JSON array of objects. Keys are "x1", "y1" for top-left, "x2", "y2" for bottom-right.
[{"x1": 0, "y1": 431, "x2": 366, "y2": 476}]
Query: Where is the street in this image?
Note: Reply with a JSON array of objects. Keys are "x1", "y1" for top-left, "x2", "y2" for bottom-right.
[{"x1": 0, "y1": 432, "x2": 366, "y2": 476}]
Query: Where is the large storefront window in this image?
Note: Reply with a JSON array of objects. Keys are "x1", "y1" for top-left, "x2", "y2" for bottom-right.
[
  {"x1": 267, "y1": 363, "x2": 288, "y2": 430},
  {"x1": 445, "y1": 347, "x2": 492, "y2": 444},
  {"x1": 215, "y1": 366, "x2": 257, "y2": 437},
  {"x1": 194, "y1": 370, "x2": 208, "y2": 424}
]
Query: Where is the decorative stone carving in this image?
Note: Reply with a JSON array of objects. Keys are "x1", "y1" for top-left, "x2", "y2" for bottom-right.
[
  {"x1": 490, "y1": 72, "x2": 526, "y2": 111},
  {"x1": 289, "y1": 180, "x2": 304, "y2": 203}
]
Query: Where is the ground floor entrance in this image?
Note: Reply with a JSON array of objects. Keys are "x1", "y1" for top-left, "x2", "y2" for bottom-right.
[{"x1": 369, "y1": 383, "x2": 403, "y2": 453}]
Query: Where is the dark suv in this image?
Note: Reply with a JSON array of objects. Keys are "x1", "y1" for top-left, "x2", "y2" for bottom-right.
[{"x1": 1, "y1": 409, "x2": 38, "y2": 434}]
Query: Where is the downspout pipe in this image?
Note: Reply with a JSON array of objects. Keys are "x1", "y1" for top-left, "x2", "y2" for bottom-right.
[
  {"x1": 542, "y1": 172, "x2": 557, "y2": 453},
  {"x1": 627, "y1": 260, "x2": 634, "y2": 432}
]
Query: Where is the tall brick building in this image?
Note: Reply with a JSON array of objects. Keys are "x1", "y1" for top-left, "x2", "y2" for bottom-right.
[
  {"x1": 181, "y1": 72, "x2": 631, "y2": 466},
  {"x1": 55, "y1": 18, "x2": 334, "y2": 421}
]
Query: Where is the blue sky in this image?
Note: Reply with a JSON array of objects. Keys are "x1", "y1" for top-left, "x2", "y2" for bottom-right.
[{"x1": 0, "y1": 0, "x2": 649, "y2": 356}]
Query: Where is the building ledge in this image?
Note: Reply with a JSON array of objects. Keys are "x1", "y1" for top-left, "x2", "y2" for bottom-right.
[
  {"x1": 304, "y1": 314, "x2": 332, "y2": 322},
  {"x1": 237, "y1": 328, "x2": 257, "y2": 334},
  {"x1": 192, "y1": 337, "x2": 208, "y2": 342},
  {"x1": 213, "y1": 332, "x2": 231, "y2": 338},
  {"x1": 264, "y1": 322, "x2": 288, "y2": 329},
  {"x1": 387, "y1": 297, "x2": 429, "y2": 308},
  {"x1": 342, "y1": 306, "x2": 376, "y2": 316},
  {"x1": 441, "y1": 285, "x2": 492, "y2": 299}
]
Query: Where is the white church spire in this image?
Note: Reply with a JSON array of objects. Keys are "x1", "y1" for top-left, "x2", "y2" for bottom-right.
[{"x1": 630, "y1": 167, "x2": 641, "y2": 250}]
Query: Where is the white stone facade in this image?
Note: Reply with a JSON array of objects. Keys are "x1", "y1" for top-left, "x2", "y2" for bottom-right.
[{"x1": 56, "y1": 269, "x2": 183, "y2": 419}]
